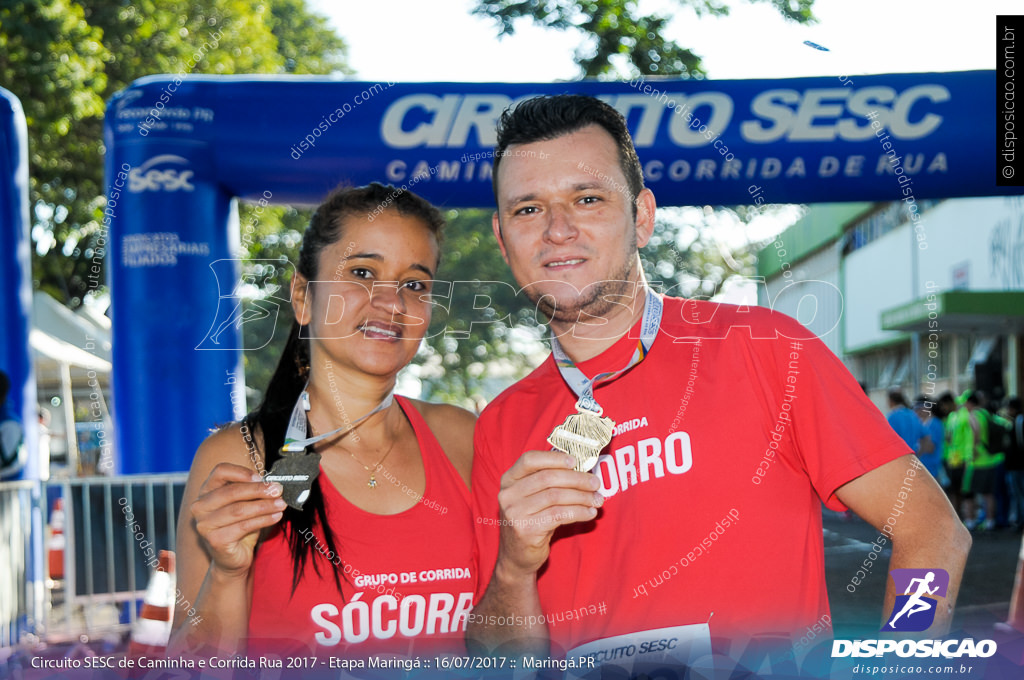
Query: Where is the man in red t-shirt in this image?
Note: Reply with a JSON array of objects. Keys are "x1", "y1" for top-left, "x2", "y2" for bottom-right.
[{"x1": 466, "y1": 95, "x2": 971, "y2": 661}]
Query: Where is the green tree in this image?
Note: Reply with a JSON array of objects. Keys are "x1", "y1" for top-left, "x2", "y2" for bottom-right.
[
  {"x1": 0, "y1": 0, "x2": 109, "y2": 304},
  {"x1": 236, "y1": 202, "x2": 308, "y2": 397},
  {"x1": 473, "y1": 0, "x2": 816, "y2": 78},
  {"x1": 418, "y1": 208, "x2": 540, "y2": 404},
  {"x1": 0, "y1": 0, "x2": 347, "y2": 307},
  {"x1": 642, "y1": 205, "x2": 771, "y2": 299},
  {"x1": 465, "y1": 0, "x2": 808, "y2": 358},
  {"x1": 267, "y1": 0, "x2": 353, "y2": 75},
  {"x1": 414, "y1": 205, "x2": 778, "y2": 404}
]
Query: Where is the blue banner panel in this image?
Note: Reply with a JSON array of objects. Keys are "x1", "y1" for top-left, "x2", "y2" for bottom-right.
[
  {"x1": 104, "y1": 72, "x2": 1011, "y2": 473},
  {"x1": 106, "y1": 71, "x2": 1014, "y2": 208}
]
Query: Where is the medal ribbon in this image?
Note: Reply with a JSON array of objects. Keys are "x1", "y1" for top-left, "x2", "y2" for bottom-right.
[
  {"x1": 550, "y1": 287, "x2": 663, "y2": 415},
  {"x1": 281, "y1": 384, "x2": 394, "y2": 452}
]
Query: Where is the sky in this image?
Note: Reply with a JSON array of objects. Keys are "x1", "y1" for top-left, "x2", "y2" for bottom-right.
[
  {"x1": 305, "y1": 0, "x2": 1013, "y2": 305},
  {"x1": 313, "y1": 0, "x2": 1009, "y2": 83}
]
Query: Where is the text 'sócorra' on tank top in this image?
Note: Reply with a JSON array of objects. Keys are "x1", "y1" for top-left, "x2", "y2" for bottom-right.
[{"x1": 247, "y1": 396, "x2": 475, "y2": 656}]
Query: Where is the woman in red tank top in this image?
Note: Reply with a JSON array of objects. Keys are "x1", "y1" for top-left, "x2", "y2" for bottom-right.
[{"x1": 169, "y1": 184, "x2": 477, "y2": 661}]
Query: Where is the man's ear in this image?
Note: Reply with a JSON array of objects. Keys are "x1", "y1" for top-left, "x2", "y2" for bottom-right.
[
  {"x1": 492, "y1": 211, "x2": 510, "y2": 265},
  {"x1": 634, "y1": 188, "x2": 657, "y2": 249},
  {"x1": 290, "y1": 272, "x2": 313, "y2": 326}
]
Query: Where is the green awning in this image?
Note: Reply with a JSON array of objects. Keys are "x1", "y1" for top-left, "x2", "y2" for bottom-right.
[{"x1": 881, "y1": 290, "x2": 1024, "y2": 333}]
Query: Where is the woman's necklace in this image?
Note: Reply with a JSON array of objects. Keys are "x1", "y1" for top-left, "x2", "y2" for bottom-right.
[
  {"x1": 311, "y1": 416, "x2": 399, "y2": 490},
  {"x1": 349, "y1": 437, "x2": 398, "y2": 489}
]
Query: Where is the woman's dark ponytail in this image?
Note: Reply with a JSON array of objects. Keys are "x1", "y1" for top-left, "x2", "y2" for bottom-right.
[{"x1": 244, "y1": 320, "x2": 343, "y2": 595}]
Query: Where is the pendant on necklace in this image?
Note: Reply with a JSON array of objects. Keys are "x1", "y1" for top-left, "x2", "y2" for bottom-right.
[{"x1": 368, "y1": 475, "x2": 377, "y2": 489}]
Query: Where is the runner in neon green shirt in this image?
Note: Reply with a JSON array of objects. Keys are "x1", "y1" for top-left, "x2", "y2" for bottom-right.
[{"x1": 955, "y1": 391, "x2": 1008, "y2": 530}]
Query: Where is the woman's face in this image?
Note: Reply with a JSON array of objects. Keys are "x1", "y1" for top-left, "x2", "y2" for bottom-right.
[{"x1": 292, "y1": 209, "x2": 439, "y2": 378}]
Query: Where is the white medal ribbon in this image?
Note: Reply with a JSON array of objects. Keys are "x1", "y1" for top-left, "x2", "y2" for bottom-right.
[
  {"x1": 550, "y1": 287, "x2": 663, "y2": 414},
  {"x1": 281, "y1": 383, "x2": 394, "y2": 452}
]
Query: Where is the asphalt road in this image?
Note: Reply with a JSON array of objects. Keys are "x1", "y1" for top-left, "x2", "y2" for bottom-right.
[{"x1": 822, "y1": 509, "x2": 1023, "y2": 640}]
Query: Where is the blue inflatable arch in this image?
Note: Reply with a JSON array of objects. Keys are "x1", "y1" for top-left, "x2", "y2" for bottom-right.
[
  {"x1": 0, "y1": 86, "x2": 38, "y2": 480},
  {"x1": 104, "y1": 72, "x2": 1009, "y2": 473},
  {"x1": 1, "y1": 86, "x2": 43, "y2": 646}
]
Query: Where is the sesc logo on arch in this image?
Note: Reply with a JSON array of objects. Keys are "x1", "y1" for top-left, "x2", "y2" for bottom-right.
[
  {"x1": 128, "y1": 154, "x2": 195, "y2": 193},
  {"x1": 882, "y1": 568, "x2": 949, "y2": 632}
]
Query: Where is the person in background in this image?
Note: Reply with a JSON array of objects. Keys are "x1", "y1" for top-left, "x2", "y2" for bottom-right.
[
  {"x1": 953, "y1": 391, "x2": 1006, "y2": 531},
  {"x1": 944, "y1": 393, "x2": 971, "y2": 522},
  {"x1": 914, "y1": 395, "x2": 943, "y2": 479},
  {"x1": 1004, "y1": 397, "x2": 1024, "y2": 531},
  {"x1": 937, "y1": 392, "x2": 956, "y2": 437},
  {"x1": 887, "y1": 390, "x2": 926, "y2": 454},
  {"x1": 994, "y1": 397, "x2": 1014, "y2": 529},
  {"x1": 935, "y1": 391, "x2": 957, "y2": 489},
  {"x1": 37, "y1": 408, "x2": 51, "y2": 482},
  {"x1": 0, "y1": 371, "x2": 25, "y2": 479}
]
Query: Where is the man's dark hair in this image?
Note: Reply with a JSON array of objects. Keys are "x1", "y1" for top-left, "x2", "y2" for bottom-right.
[
  {"x1": 888, "y1": 390, "x2": 907, "y2": 407},
  {"x1": 492, "y1": 94, "x2": 644, "y2": 217},
  {"x1": 966, "y1": 390, "x2": 986, "y2": 407},
  {"x1": 1009, "y1": 396, "x2": 1021, "y2": 412}
]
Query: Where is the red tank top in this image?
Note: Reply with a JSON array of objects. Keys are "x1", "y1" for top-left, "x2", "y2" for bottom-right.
[{"x1": 247, "y1": 396, "x2": 475, "y2": 657}]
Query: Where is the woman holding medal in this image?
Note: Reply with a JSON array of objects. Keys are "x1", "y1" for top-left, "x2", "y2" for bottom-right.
[{"x1": 170, "y1": 183, "x2": 477, "y2": 658}]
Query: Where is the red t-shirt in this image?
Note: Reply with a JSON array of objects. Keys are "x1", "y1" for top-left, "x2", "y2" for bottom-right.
[
  {"x1": 248, "y1": 396, "x2": 475, "y2": 657},
  {"x1": 472, "y1": 297, "x2": 911, "y2": 653}
]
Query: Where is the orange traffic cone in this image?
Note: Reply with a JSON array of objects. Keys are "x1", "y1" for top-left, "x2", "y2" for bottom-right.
[
  {"x1": 128, "y1": 550, "x2": 176, "y2": 658},
  {"x1": 47, "y1": 498, "x2": 65, "y2": 580}
]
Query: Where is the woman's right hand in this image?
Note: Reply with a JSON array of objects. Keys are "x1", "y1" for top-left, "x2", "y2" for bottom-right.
[{"x1": 190, "y1": 463, "x2": 286, "y2": 577}]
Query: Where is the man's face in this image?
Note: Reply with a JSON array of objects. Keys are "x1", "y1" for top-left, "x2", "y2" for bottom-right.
[{"x1": 492, "y1": 124, "x2": 655, "y2": 323}]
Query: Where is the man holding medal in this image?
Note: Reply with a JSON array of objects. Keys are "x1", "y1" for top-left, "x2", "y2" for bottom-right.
[{"x1": 466, "y1": 95, "x2": 971, "y2": 661}]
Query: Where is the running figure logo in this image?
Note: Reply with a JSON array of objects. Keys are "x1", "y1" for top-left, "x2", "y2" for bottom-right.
[{"x1": 882, "y1": 568, "x2": 950, "y2": 632}]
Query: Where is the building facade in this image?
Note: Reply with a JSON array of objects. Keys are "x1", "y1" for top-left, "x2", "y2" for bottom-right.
[{"x1": 758, "y1": 197, "x2": 1024, "y2": 408}]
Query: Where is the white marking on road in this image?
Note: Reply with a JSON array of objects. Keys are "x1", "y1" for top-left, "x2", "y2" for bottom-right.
[{"x1": 823, "y1": 528, "x2": 888, "y2": 556}]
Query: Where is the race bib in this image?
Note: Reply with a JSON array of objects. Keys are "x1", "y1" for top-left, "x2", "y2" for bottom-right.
[{"x1": 565, "y1": 623, "x2": 712, "y2": 678}]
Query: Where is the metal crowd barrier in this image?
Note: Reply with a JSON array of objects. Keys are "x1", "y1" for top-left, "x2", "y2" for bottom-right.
[
  {"x1": 0, "y1": 473, "x2": 187, "y2": 650},
  {"x1": 0, "y1": 480, "x2": 38, "y2": 650}
]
